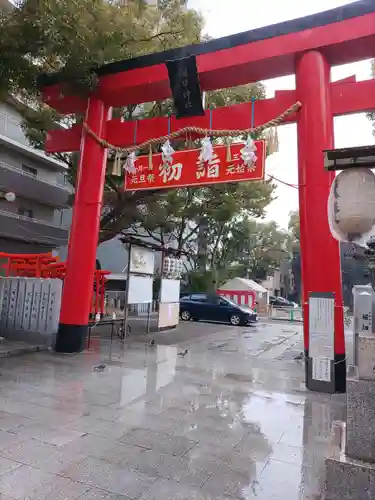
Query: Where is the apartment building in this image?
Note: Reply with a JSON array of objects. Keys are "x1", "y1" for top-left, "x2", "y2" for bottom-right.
[{"x1": 0, "y1": 98, "x2": 71, "y2": 256}]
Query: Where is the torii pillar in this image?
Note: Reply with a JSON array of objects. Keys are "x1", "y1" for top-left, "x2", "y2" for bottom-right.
[
  {"x1": 296, "y1": 51, "x2": 345, "y2": 392},
  {"x1": 55, "y1": 98, "x2": 110, "y2": 353}
]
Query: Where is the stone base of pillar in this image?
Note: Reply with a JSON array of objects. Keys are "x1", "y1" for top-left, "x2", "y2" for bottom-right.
[
  {"x1": 324, "y1": 355, "x2": 375, "y2": 499},
  {"x1": 357, "y1": 335, "x2": 375, "y2": 381},
  {"x1": 324, "y1": 421, "x2": 375, "y2": 500},
  {"x1": 346, "y1": 376, "x2": 375, "y2": 462}
]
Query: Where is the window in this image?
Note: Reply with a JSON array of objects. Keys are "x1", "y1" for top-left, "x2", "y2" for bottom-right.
[
  {"x1": 190, "y1": 294, "x2": 208, "y2": 303},
  {"x1": 218, "y1": 298, "x2": 229, "y2": 306},
  {"x1": 22, "y1": 165, "x2": 38, "y2": 177},
  {"x1": 18, "y1": 207, "x2": 33, "y2": 218}
]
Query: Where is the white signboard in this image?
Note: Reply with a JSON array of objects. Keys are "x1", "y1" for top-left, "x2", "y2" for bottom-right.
[
  {"x1": 312, "y1": 356, "x2": 331, "y2": 382},
  {"x1": 309, "y1": 295, "x2": 334, "y2": 360},
  {"x1": 158, "y1": 302, "x2": 179, "y2": 328},
  {"x1": 128, "y1": 275, "x2": 153, "y2": 304},
  {"x1": 129, "y1": 246, "x2": 154, "y2": 275},
  {"x1": 160, "y1": 279, "x2": 180, "y2": 304}
]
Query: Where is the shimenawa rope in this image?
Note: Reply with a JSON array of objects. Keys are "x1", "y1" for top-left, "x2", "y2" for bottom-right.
[{"x1": 82, "y1": 101, "x2": 302, "y2": 154}]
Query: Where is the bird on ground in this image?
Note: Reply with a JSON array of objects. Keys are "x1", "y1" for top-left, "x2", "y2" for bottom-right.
[
  {"x1": 178, "y1": 349, "x2": 189, "y2": 357},
  {"x1": 294, "y1": 352, "x2": 303, "y2": 361},
  {"x1": 93, "y1": 363, "x2": 106, "y2": 372},
  {"x1": 149, "y1": 340, "x2": 155, "y2": 347}
]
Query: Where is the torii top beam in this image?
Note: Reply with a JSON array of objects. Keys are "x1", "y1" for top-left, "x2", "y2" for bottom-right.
[{"x1": 38, "y1": 0, "x2": 375, "y2": 114}]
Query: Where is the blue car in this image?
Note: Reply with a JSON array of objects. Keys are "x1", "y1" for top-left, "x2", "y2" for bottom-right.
[{"x1": 180, "y1": 293, "x2": 257, "y2": 326}]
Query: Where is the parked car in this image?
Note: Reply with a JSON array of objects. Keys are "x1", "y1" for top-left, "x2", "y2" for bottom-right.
[
  {"x1": 180, "y1": 293, "x2": 257, "y2": 326},
  {"x1": 269, "y1": 295, "x2": 296, "y2": 307}
]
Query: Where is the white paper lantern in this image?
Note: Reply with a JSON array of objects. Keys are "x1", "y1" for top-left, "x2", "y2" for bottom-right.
[{"x1": 328, "y1": 168, "x2": 375, "y2": 243}]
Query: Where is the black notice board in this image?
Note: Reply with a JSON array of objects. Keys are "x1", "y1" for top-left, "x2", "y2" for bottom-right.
[{"x1": 166, "y1": 56, "x2": 204, "y2": 119}]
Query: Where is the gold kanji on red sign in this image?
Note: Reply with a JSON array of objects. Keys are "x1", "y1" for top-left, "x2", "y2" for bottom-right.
[{"x1": 124, "y1": 141, "x2": 265, "y2": 191}]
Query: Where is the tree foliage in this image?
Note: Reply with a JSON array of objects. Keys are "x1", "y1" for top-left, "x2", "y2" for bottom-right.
[
  {"x1": 0, "y1": 0, "x2": 207, "y2": 242},
  {"x1": 0, "y1": 0, "x2": 203, "y2": 98},
  {"x1": 284, "y1": 209, "x2": 372, "y2": 307},
  {"x1": 0, "y1": 0, "x2": 277, "y2": 250},
  {"x1": 125, "y1": 177, "x2": 275, "y2": 255},
  {"x1": 179, "y1": 215, "x2": 290, "y2": 291},
  {"x1": 288, "y1": 209, "x2": 300, "y2": 244},
  {"x1": 212, "y1": 218, "x2": 291, "y2": 284},
  {"x1": 367, "y1": 60, "x2": 375, "y2": 136}
]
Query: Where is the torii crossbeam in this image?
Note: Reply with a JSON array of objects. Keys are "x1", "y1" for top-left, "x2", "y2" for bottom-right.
[{"x1": 39, "y1": 0, "x2": 375, "y2": 392}]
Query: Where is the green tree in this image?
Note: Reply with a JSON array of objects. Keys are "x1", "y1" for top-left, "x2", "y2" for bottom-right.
[
  {"x1": 367, "y1": 60, "x2": 375, "y2": 135},
  {"x1": 0, "y1": 0, "x2": 204, "y2": 242},
  {"x1": 210, "y1": 218, "x2": 291, "y2": 285},
  {"x1": 288, "y1": 209, "x2": 300, "y2": 244},
  {"x1": 124, "y1": 178, "x2": 275, "y2": 271}
]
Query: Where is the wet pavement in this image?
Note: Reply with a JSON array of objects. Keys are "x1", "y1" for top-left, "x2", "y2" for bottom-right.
[{"x1": 0, "y1": 321, "x2": 347, "y2": 499}]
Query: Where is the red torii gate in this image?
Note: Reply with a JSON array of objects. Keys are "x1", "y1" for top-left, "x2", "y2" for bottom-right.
[{"x1": 38, "y1": 1, "x2": 375, "y2": 391}]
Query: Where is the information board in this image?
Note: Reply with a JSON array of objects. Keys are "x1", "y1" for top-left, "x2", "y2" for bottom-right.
[
  {"x1": 309, "y1": 293, "x2": 335, "y2": 360},
  {"x1": 312, "y1": 356, "x2": 331, "y2": 382}
]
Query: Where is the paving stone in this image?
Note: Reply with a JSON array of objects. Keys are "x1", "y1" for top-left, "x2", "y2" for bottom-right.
[
  {"x1": 119, "y1": 428, "x2": 198, "y2": 456},
  {"x1": 171, "y1": 421, "x2": 245, "y2": 447},
  {"x1": 0, "y1": 412, "x2": 34, "y2": 432},
  {"x1": 78, "y1": 488, "x2": 131, "y2": 500},
  {"x1": 115, "y1": 412, "x2": 178, "y2": 434},
  {"x1": 129, "y1": 449, "x2": 213, "y2": 488},
  {"x1": 0, "y1": 465, "x2": 90, "y2": 500},
  {"x1": 10, "y1": 422, "x2": 87, "y2": 446},
  {"x1": 65, "y1": 416, "x2": 133, "y2": 440},
  {"x1": 140, "y1": 477, "x2": 231, "y2": 500},
  {"x1": 0, "y1": 438, "x2": 61, "y2": 467},
  {"x1": 63, "y1": 456, "x2": 157, "y2": 498}
]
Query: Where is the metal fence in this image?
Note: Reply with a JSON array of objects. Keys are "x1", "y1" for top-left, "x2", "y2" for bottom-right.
[
  {"x1": 268, "y1": 306, "x2": 303, "y2": 322},
  {"x1": 105, "y1": 291, "x2": 158, "y2": 318}
]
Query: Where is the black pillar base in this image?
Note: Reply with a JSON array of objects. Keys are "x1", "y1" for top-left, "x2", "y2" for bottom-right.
[
  {"x1": 305, "y1": 349, "x2": 346, "y2": 393},
  {"x1": 54, "y1": 323, "x2": 88, "y2": 353}
]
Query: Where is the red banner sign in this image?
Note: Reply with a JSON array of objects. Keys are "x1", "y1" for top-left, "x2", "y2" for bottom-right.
[{"x1": 124, "y1": 141, "x2": 265, "y2": 191}]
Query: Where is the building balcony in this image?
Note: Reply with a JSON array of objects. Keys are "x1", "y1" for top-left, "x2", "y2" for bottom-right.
[
  {"x1": 0, "y1": 162, "x2": 72, "y2": 208},
  {"x1": 0, "y1": 209, "x2": 69, "y2": 248}
]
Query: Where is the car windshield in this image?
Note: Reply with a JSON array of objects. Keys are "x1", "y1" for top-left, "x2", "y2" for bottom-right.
[{"x1": 218, "y1": 297, "x2": 236, "y2": 306}]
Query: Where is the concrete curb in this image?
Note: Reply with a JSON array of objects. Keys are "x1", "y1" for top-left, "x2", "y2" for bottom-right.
[{"x1": 0, "y1": 344, "x2": 48, "y2": 358}]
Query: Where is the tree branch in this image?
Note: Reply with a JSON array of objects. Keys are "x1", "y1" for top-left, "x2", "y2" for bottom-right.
[{"x1": 122, "y1": 29, "x2": 184, "y2": 47}]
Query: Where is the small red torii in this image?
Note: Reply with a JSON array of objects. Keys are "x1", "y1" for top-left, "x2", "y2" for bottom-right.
[{"x1": 0, "y1": 252, "x2": 110, "y2": 318}]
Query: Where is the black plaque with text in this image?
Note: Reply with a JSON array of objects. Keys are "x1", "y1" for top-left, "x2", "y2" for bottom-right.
[{"x1": 166, "y1": 56, "x2": 204, "y2": 119}]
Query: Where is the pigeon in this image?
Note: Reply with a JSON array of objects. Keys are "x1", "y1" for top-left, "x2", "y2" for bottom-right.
[
  {"x1": 294, "y1": 352, "x2": 303, "y2": 361},
  {"x1": 149, "y1": 340, "x2": 155, "y2": 347},
  {"x1": 178, "y1": 349, "x2": 189, "y2": 357},
  {"x1": 93, "y1": 363, "x2": 106, "y2": 372}
]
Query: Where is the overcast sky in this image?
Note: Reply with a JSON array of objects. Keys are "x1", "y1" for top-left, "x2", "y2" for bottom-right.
[{"x1": 188, "y1": 0, "x2": 374, "y2": 229}]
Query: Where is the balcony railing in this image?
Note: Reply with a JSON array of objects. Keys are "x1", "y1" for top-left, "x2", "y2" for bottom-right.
[
  {"x1": 0, "y1": 114, "x2": 29, "y2": 146},
  {"x1": 0, "y1": 161, "x2": 72, "y2": 190},
  {"x1": 0, "y1": 209, "x2": 69, "y2": 247},
  {"x1": 0, "y1": 161, "x2": 72, "y2": 208},
  {"x1": 0, "y1": 209, "x2": 68, "y2": 229}
]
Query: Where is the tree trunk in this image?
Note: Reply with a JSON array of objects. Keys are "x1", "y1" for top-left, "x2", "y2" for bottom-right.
[{"x1": 197, "y1": 217, "x2": 208, "y2": 270}]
